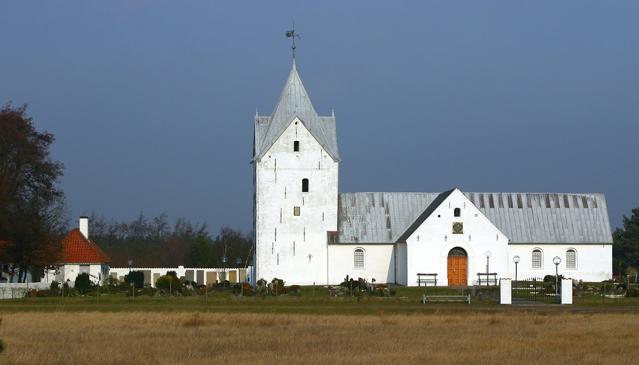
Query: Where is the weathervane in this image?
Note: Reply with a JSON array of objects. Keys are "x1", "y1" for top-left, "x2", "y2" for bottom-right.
[{"x1": 285, "y1": 22, "x2": 300, "y2": 61}]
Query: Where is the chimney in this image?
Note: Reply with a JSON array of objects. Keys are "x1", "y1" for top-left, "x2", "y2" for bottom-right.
[{"x1": 79, "y1": 216, "x2": 89, "y2": 239}]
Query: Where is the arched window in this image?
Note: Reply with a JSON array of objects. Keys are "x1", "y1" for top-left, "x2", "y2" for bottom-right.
[
  {"x1": 302, "y1": 178, "x2": 309, "y2": 193},
  {"x1": 566, "y1": 249, "x2": 577, "y2": 269},
  {"x1": 293, "y1": 140, "x2": 300, "y2": 152},
  {"x1": 454, "y1": 208, "x2": 461, "y2": 217},
  {"x1": 354, "y1": 248, "x2": 365, "y2": 269},
  {"x1": 532, "y1": 249, "x2": 543, "y2": 269}
]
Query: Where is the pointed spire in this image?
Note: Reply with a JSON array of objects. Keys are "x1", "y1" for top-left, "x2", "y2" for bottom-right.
[
  {"x1": 253, "y1": 44, "x2": 340, "y2": 162},
  {"x1": 270, "y1": 61, "x2": 318, "y2": 126}
]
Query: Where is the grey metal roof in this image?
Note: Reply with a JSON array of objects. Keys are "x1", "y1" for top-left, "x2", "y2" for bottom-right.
[
  {"x1": 253, "y1": 61, "x2": 340, "y2": 161},
  {"x1": 336, "y1": 192, "x2": 613, "y2": 244}
]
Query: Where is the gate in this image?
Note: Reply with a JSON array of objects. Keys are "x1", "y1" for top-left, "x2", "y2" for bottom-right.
[{"x1": 512, "y1": 277, "x2": 561, "y2": 304}]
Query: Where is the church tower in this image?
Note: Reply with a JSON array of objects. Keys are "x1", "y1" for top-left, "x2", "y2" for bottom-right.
[{"x1": 252, "y1": 59, "x2": 339, "y2": 285}]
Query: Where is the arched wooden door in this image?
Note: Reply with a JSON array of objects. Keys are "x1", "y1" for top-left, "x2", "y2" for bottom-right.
[{"x1": 447, "y1": 247, "x2": 468, "y2": 287}]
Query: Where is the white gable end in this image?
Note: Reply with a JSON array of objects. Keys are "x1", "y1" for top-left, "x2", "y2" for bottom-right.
[
  {"x1": 262, "y1": 117, "x2": 332, "y2": 161},
  {"x1": 404, "y1": 189, "x2": 509, "y2": 286}
]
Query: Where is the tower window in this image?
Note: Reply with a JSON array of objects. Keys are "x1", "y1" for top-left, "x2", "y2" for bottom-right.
[
  {"x1": 454, "y1": 208, "x2": 461, "y2": 217},
  {"x1": 293, "y1": 140, "x2": 300, "y2": 152},
  {"x1": 294, "y1": 207, "x2": 300, "y2": 216},
  {"x1": 302, "y1": 178, "x2": 309, "y2": 193}
]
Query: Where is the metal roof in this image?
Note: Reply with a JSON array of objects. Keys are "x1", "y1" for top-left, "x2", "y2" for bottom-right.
[
  {"x1": 253, "y1": 61, "x2": 340, "y2": 161},
  {"x1": 336, "y1": 191, "x2": 613, "y2": 244}
]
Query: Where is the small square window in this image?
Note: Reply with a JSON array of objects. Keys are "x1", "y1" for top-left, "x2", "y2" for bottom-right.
[{"x1": 293, "y1": 207, "x2": 300, "y2": 216}]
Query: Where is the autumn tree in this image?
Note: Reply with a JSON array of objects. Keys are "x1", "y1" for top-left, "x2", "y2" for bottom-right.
[{"x1": 0, "y1": 104, "x2": 67, "y2": 281}]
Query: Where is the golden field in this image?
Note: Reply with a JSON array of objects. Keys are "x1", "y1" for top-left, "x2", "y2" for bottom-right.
[{"x1": 0, "y1": 311, "x2": 637, "y2": 364}]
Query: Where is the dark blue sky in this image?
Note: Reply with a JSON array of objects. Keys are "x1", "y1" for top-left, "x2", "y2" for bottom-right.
[{"x1": 1, "y1": 1, "x2": 637, "y2": 232}]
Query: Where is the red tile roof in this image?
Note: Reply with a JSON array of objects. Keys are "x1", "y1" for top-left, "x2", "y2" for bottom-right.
[{"x1": 60, "y1": 229, "x2": 111, "y2": 264}]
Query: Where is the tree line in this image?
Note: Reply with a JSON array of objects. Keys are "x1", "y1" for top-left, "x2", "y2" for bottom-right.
[{"x1": 88, "y1": 212, "x2": 253, "y2": 268}]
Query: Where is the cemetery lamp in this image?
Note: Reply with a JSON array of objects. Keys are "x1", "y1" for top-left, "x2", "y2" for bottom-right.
[
  {"x1": 127, "y1": 259, "x2": 133, "y2": 274},
  {"x1": 222, "y1": 256, "x2": 227, "y2": 281},
  {"x1": 553, "y1": 256, "x2": 561, "y2": 295},
  {"x1": 484, "y1": 251, "x2": 492, "y2": 275},
  {"x1": 513, "y1": 255, "x2": 520, "y2": 283}
]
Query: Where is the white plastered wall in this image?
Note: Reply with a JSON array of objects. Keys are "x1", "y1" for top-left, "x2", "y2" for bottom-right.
[
  {"x1": 57, "y1": 264, "x2": 104, "y2": 284},
  {"x1": 507, "y1": 244, "x2": 612, "y2": 282},
  {"x1": 327, "y1": 244, "x2": 396, "y2": 284},
  {"x1": 405, "y1": 189, "x2": 509, "y2": 286},
  {"x1": 255, "y1": 117, "x2": 338, "y2": 285}
]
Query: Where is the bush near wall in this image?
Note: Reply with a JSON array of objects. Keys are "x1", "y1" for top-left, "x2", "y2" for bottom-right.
[
  {"x1": 75, "y1": 273, "x2": 92, "y2": 294},
  {"x1": 50, "y1": 281, "x2": 60, "y2": 296},
  {"x1": 155, "y1": 275, "x2": 182, "y2": 293},
  {"x1": 124, "y1": 271, "x2": 145, "y2": 289}
]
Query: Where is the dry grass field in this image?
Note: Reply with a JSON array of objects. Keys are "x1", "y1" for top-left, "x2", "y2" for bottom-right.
[{"x1": 0, "y1": 311, "x2": 637, "y2": 364}]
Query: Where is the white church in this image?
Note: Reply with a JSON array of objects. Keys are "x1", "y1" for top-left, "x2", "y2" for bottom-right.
[{"x1": 252, "y1": 58, "x2": 613, "y2": 287}]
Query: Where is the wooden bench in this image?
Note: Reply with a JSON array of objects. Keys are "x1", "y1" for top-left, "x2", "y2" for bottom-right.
[
  {"x1": 421, "y1": 294, "x2": 471, "y2": 304},
  {"x1": 417, "y1": 273, "x2": 438, "y2": 287},
  {"x1": 477, "y1": 273, "x2": 498, "y2": 286}
]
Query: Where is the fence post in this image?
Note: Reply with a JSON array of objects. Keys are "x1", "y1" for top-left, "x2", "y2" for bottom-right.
[
  {"x1": 561, "y1": 279, "x2": 573, "y2": 304},
  {"x1": 500, "y1": 278, "x2": 511, "y2": 304}
]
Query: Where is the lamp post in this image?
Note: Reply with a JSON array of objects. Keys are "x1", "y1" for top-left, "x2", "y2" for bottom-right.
[
  {"x1": 484, "y1": 251, "x2": 492, "y2": 285},
  {"x1": 222, "y1": 256, "x2": 227, "y2": 283},
  {"x1": 553, "y1": 256, "x2": 561, "y2": 295},
  {"x1": 513, "y1": 255, "x2": 520, "y2": 285}
]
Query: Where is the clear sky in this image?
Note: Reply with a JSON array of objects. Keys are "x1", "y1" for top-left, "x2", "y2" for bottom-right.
[{"x1": 1, "y1": 1, "x2": 637, "y2": 232}]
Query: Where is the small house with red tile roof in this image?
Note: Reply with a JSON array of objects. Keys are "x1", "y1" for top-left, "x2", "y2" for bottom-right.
[
  {"x1": 0, "y1": 217, "x2": 111, "y2": 284},
  {"x1": 55, "y1": 217, "x2": 111, "y2": 284}
]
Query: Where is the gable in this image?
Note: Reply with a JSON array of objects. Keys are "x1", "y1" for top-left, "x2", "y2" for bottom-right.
[
  {"x1": 260, "y1": 117, "x2": 330, "y2": 158},
  {"x1": 398, "y1": 188, "x2": 509, "y2": 243}
]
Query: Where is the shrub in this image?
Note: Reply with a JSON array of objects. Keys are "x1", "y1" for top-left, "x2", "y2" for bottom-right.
[
  {"x1": 141, "y1": 287, "x2": 157, "y2": 296},
  {"x1": 155, "y1": 275, "x2": 182, "y2": 293},
  {"x1": 50, "y1": 281, "x2": 60, "y2": 296},
  {"x1": 230, "y1": 282, "x2": 252, "y2": 296},
  {"x1": 255, "y1": 279, "x2": 268, "y2": 296},
  {"x1": 62, "y1": 281, "x2": 72, "y2": 296},
  {"x1": 287, "y1": 285, "x2": 301, "y2": 295},
  {"x1": 543, "y1": 274, "x2": 564, "y2": 282},
  {"x1": 271, "y1": 278, "x2": 285, "y2": 295},
  {"x1": 75, "y1": 273, "x2": 92, "y2": 294},
  {"x1": 626, "y1": 286, "x2": 639, "y2": 297},
  {"x1": 124, "y1": 271, "x2": 145, "y2": 289},
  {"x1": 35, "y1": 289, "x2": 50, "y2": 297}
]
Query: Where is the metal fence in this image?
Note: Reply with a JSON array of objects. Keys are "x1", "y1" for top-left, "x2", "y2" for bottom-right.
[{"x1": 512, "y1": 277, "x2": 561, "y2": 304}]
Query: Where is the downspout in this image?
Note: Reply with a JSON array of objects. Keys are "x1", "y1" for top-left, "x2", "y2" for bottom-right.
[{"x1": 393, "y1": 243, "x2": 397, "y2": 284}]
